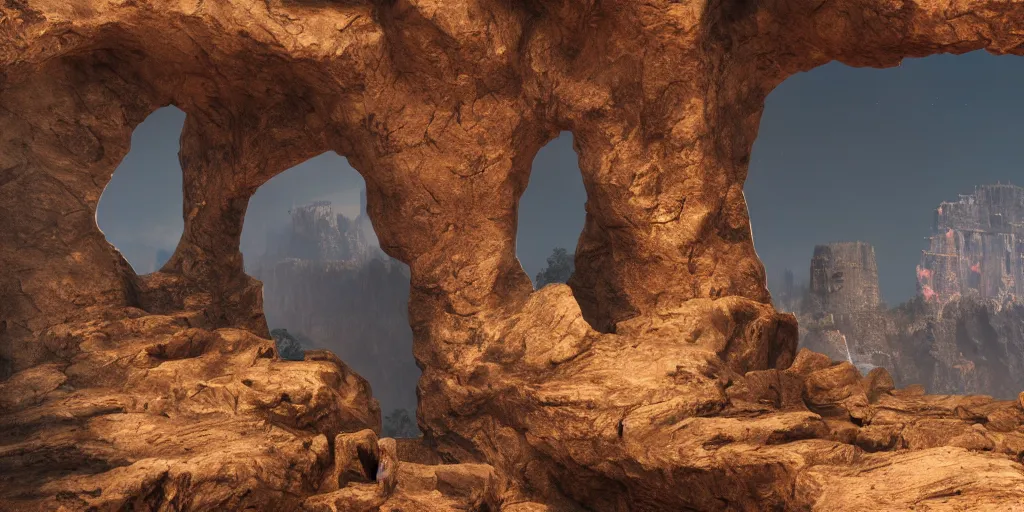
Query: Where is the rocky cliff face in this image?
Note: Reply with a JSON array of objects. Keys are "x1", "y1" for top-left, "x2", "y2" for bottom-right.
[
  {"x1": 902, "y1": 185, "x2": 1024, "y2": 397},
  {"x1": 254, "y1": 201, "x2": 419, "y2": 414},
  {"x1": 918, "y1": 184, "x2": 1024, "y2": 306},
  {"x1": 888, "y1": 294, "x2": 1024, "y2": 398},
  {"x1": 267, "y1": 201, "x2": 374, "y2": 264},
  {"x1": 6, "y1": 1, "x2": 1024, "y2": 510}
]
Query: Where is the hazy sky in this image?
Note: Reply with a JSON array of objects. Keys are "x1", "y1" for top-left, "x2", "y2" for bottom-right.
[{"x1": 97, "y1": 50, "x2": 1024, "y2": 305}]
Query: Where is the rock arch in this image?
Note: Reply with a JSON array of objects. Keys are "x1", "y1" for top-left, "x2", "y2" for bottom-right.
[{"x1": 4, "y1": 1, "x2": 1024, "y2": 510}]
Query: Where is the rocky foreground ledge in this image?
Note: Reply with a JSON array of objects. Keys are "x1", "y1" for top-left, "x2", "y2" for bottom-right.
[
  {"x1": 0, "y1": 306, "x2": 525, "y2": 511},
  {"x1": 3, "y1": 296, "x2": 1024, "y2": 511}
]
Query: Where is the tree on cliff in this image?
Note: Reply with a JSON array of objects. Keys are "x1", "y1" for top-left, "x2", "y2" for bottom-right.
[
  {"x1": 269, "y1": 328, "x2": 305, "y2": 361},
  {"x1": 535, "y1": 247, "x2": 575, "y2": 289}
]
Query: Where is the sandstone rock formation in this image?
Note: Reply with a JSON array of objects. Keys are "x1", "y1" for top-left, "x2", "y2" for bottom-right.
[
  {"x1": 254, "y1": 201, "x2": 419, "y2": 415},
  {"x1": 6, "y1": 1, "x2": 1024, "y2": 510}
]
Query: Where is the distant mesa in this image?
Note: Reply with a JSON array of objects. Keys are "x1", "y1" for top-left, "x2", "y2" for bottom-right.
[{"x1": 253, "y1": 200, "x2": 419, "y2": 417}]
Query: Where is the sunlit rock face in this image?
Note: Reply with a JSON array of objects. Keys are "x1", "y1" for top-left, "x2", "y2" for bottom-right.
[{"x1": 6, "y1": 1, "x2": 1024, "y2": 510}]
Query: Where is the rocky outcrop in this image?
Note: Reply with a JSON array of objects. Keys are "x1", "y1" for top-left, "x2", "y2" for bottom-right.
[
  {"x1": 5, "y1": 1, "x2": 1024, "y2": 510},
  {"x1": 796, "y1": 244, "x2": 1024, "y2": 400},
  {"x1": 263, "y1": 201, "x2": 374, "y2": 265},
  {"x1": 810, "y1": 242, "x2": 883, "y2": 314},
  {"x1": 889, "y1": 295, "x2": 1024, "y2": 398},
  {"x1": 306, "y1": 429, "x2": 512, "y2": 512},
  {"x1": 0, "y1": 310, "x2": 380, "y2": 511},
  {"x1": 897, "y1": 185, "x2": 1024, "y2": 398},
  {"x1": 794, "y1": 188, "x2": 1024, "y2": 400}
]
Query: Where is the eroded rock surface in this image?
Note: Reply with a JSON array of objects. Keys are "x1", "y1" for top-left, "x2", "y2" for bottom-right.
[
  {"x1": 5, "y1": 0, "x2": 1024, "y2": 510},
  {"x1": 0, "y1": 309, "x2": 380, "y2": 511}
]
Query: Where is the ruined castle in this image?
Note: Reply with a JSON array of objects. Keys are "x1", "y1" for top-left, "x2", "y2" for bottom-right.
[{"x1": 918, "y1": 184, "x2": 1024, "y2": 306}]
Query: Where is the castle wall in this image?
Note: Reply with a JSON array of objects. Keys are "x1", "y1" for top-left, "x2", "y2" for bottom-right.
[{"x1": 919, "y1": 184, "x2": 1024, "y2": 306}]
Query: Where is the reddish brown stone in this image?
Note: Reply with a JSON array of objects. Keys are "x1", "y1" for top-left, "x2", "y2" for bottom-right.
[{"x1": 4, "y1": 1, "x2": 1024, "y2": 510}]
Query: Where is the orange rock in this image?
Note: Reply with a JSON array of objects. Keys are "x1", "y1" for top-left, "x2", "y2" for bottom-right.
[{"x1": 4, "y1": 1, "x2": 1024, "y2": 509}]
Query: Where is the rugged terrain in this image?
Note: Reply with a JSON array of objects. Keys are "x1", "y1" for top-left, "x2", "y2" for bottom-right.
[
  {"x1": 5, "y1": 1, "x2": 1024, "y2": 510},
  {"x1": 796, "y1": 243, "x2": 1024, "y2": 398}
]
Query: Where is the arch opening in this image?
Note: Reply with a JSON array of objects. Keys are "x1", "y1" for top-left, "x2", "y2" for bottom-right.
[
  {"x1": 96, "y1": 106, "x2": 185, "y2": 275},
  {"x1": 746, "y1": 50, "x2": 1024, "y2": 399},
  {"x1": 241, "y1": 152, "x2": 421, "y2": 438},
  {"x1": 516, "y1": 132, "x2": 587, "y2": 291}
]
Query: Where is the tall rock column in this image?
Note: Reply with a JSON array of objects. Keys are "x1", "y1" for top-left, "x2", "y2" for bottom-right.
[
  {"x1": 569, "y1": 114, "x2": 770, "y2": 332},
  {"x1": 538, "y1": 5, "x2": 776, "y2": 334},
  {"x1": 804, "y1": 242, "x2": 892, "y2": 368},
  {"x1": 351, "y1": 115, "x2": 563, "y2": 471},
  {"x1": 155, "y1": 103, "x2": 330, "y2": 334},
  {"x1": 809, "y1": 242, "x2": 882, "y2": 316},
  {"x1": 0, "y1": 54, "x2": 161, "y2": 376},
  {"x1": 158, "y1": 112, "x2": 263, "y2": 331}
]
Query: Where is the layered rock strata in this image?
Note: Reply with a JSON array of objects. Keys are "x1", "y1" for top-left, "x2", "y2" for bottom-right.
[{"x1": 5, "y1": 1, "x2": 1024, "y2": 510}]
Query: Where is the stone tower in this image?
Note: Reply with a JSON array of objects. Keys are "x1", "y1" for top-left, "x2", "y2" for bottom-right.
[
  {"x1": 809, "y1": 241, "x2": 882, "y2": 317},
  {"x1": 804, "y1": 242, "x2": 890, "y2": 369}
]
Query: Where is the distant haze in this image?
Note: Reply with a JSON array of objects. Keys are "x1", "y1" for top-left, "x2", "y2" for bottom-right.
[{"x1": 97, "y1": 50, "x2": 1024, "y2": 306}]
